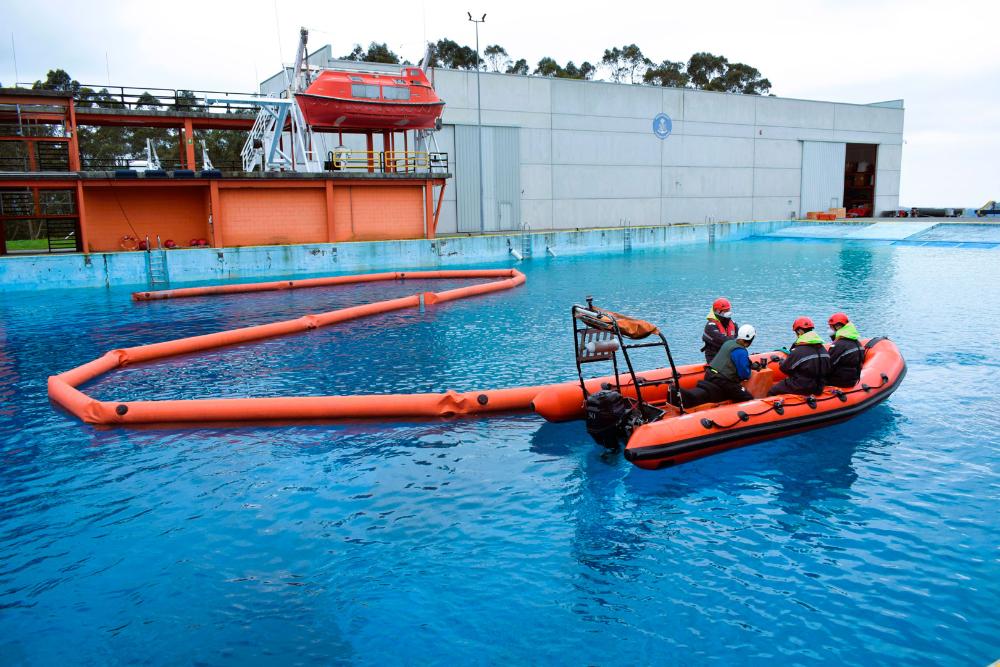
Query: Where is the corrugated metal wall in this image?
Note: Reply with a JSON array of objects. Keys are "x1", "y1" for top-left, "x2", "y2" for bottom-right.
[
  {"x1": 800, "y1": 141, "x2": 847, "y2": 215},
  {"x1": 455, "y1": 125, "x2": 521, "y2": 232}
]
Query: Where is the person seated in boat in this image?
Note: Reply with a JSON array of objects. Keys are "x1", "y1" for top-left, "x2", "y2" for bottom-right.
[
  {"x1": 769, "y1": 317, "x2": 831, "y2": 396},
  {"x1": 676, "y1": 324, "x2": 757, "y2": 408},
  {"x1": 701, "y1": 297, "x2": 738, "y2": 363},
  {"x1": 826, "y1": 312, "x2": 863, "y2": 388}
]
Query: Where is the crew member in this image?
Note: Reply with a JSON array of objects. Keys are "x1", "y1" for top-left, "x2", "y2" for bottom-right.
[
  {"x1": 826, "y1": 312, "x2": 863, "y2": 388},
  {"x1": 769, "y1": 317, "x2": 831, "y2": 396},
  {"x1": 676, "y1": 324, "x2": 757, "y2": 408},
  {"x1": 701, "y1": 297, "x2": 738, "y2": 363}
]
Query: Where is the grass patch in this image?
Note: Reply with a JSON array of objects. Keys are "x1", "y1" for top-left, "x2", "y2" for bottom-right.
[{"x1": 5, "y1": 239, "x2": 49, "y2": 251}]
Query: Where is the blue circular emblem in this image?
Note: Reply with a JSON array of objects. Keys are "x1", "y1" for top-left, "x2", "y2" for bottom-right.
[{"x1": 652, "y1": 113, "x2": 672, "y2": 139}]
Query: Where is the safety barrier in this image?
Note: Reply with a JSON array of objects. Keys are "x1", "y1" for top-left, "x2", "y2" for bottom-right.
[{"x1": 48, "y1": 269, "x2": 543, "y2": 425}]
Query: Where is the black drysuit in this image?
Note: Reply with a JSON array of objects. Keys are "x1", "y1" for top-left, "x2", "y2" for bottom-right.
[
  {"x1": 769, "y1": 341, "x2": 831, "y2": 396},
  {"x1": 827, "y1": 337, "x2": 863, "y2": 387},
  {"x1": 701, "y1": 317, "x2": 737, "y2": 364}
]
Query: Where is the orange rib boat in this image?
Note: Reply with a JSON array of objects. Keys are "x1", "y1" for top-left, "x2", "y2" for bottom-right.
[
  {"x1": 529, "y1": 303, "x2": 906, "y2": 469},
  {"x1": 530, "y1": 339, "x2": 905, "y2": 469}
]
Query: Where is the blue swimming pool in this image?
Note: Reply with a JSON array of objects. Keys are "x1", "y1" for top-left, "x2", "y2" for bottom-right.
[{"x1": 1, "y1": 239, "x2": 998, "y2": 664}]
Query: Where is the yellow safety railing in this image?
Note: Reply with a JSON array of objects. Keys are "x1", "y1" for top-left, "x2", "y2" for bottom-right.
[{"x1": 323, "y1": 150, "x2": 448, "y2": 174}]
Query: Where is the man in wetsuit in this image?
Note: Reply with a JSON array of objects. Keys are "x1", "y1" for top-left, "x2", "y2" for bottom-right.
[
  {"x1": 769, "y1": 317, "x2": 831, "y2": 396},
  {"x1": 826, "y1": 312, "x2": 864, "y2": 388},
  {"x1": 677, "y1": 324, "x2": 757, "y2": 408},
  {"x1": 701, "y1": 297, "x2": 738, "y2": 363}
]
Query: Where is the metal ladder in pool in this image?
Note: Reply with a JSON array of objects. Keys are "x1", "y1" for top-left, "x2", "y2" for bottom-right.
[{"x1": 145, "y1": 236, "x2": 169, "y2": 289}]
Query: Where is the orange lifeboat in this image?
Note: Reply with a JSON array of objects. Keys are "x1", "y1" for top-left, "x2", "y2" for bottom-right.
[{"x1": 296, "y1": 66, "x2": 445, "y2": 130}]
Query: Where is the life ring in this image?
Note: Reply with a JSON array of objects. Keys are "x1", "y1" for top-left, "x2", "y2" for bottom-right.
[{"x1": 120, "y1": 235, "x2": 139, "y2": 251}]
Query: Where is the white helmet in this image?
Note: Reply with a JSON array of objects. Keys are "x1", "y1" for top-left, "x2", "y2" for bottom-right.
[{"x1": 737, "y1": 324, "x2": 756, "y2": 342}]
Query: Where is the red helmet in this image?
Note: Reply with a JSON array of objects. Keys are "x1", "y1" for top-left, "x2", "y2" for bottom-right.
[
  {"x1": 828, "y1": 312, "x2": 849, "y2": 328},
  {"x1": 792, "y1": 316, "x2": 814, "y2": 331},
  {"x1": 712, "y1": 297, "x2": 732, "y2": 315}
]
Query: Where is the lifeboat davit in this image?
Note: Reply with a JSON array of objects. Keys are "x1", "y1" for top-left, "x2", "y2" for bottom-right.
[
  {"x1": 530, "y1": 304, "x2": 907, "y2": 469},
  {"x1": 296, "y1": 66, "x2": 445, "y2": 130}
]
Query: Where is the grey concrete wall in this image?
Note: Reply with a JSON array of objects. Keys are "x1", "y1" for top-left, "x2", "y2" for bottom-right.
[
  {"x1": 0, "y1": 220, "x2": 794, "y2": 292},
  {"x1": 432, "y1": 70, "x2": 904, "y2": 233}
]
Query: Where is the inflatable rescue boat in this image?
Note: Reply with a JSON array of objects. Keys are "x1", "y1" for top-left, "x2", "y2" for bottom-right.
[{"x1": 530, "y1": 301, "x2": 906, "y2": 469}]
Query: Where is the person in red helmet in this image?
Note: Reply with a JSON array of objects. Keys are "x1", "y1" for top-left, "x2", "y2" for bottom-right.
[
  {"x1": 769, "y1": 316, "x2": 831, "y2": 396},
  {"x1": 701, "y1": 297, "x2": 738, "y2": 363},
  {"x1": 826, "y1": 312, "x2": 863, "y2": 387}
]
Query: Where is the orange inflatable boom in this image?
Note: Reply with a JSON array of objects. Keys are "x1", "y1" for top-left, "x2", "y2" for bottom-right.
[{"x1": 48, "y1": 269, "x2": 543, "y2": 425}]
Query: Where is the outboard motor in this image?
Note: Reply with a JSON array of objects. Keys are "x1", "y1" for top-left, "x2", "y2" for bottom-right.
[{"x1": 585, "y1": 390, "x2": 632, "y2": 449}]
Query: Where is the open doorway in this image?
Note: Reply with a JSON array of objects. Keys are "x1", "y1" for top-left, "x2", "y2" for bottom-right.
[{"x1": 843, "y1": 144, "x2": 877, "y2": 217}]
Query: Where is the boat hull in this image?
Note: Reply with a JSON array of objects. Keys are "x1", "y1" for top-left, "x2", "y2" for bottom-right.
[{"x1": 296, "y1": 93, "x2": 444, "y2": 130}]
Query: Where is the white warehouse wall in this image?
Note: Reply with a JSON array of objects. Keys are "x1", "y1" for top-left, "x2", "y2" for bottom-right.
[{"x1": 431, "y1": 69, "x2": 904, "y2": 233}]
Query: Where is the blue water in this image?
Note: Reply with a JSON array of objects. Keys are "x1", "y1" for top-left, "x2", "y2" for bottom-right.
[{"x1": 1, "y1": 240, "x2": 998, "y2": 665}]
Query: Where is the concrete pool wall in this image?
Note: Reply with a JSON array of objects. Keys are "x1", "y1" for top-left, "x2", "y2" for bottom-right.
[{"x1": 0, "y1": 219, "x2": 797, "y2": 292}]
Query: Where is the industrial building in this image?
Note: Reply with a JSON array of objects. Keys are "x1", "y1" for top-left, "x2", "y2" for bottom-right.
[
  {"x1": 0, "y1": 46, "x2": 902, "y2": 264},
  {"x1": 264, "y1": 47, "x2": 904, "y2": 234}
]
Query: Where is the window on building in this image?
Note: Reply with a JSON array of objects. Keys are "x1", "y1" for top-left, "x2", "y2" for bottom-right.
[{"x1": 382, "y1": 86, "x2": 411, "y2": 101}]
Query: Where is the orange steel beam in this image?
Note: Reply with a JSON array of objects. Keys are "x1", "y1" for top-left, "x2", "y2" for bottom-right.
[
  {"x1": 76, "y1": 181, "x2": 89, "y2": 252},
  {"x1": 209, "y1": 180, "x2": 222, "y2": 247},
  {"x1": 182, "y1": 118, "x2": 196, "y2": 170},
  {"x1": 48, "y1": 270, "x2": 529, "y2": 425},
  {"x1": 67, "y1": 98, "x2": 81, "y2": 172},
  {"x1": 432, "y1": 181, "x2": 447, "y2": 237}
]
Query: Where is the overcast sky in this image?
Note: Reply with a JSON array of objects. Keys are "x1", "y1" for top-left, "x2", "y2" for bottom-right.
[{"x1": 4, "y1": 0, "x2": 998, "y2": 206}]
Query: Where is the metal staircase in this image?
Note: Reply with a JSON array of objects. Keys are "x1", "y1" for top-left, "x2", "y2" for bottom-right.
[{"x1": 145, "y1": 236, "x2": 169, "y2": 288}]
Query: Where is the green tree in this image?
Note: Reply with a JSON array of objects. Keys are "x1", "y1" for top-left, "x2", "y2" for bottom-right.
[
  {"x1": 686, "y1": 52, "x2": 770, "y2": 94},
  {"x1": 506, "y1": 58, "x2": 529, "y2": 75},
  {"x1": 427, "y1": 38, "x2": 480, "y2": 70},
  {"x1": 342, "y1": 42, "x2": 401, "y2": 64},
  {"x1": 715, "y1": 62, "x2": 771, "y2": 95},
  {"x1": 483, "y1": 44, "x2": 509, "y2": 72},
  {"x1": 601, "y1": 44, "x2": 652, "y2": 83},
  {"x1": 175, "y1": 89, "x2": 202, "y2": 111},
  {"x1": 643, "y1": 59, "x2": 690, "y2": 88},
  {"x1": 686, "y1": 52, "x2": 729, "y2": 89},
  {"x1": 534, "y1": 58, "x2": 595, "y2": 80},
  {"x1": 534, "y1": 57, "x2": 562, "y2": 77},
  {"x1": 561, "y1": 61, "x2": 596, "y2": 80},
  {"x1": 32, "y1": 69, "x2": 81, "y2": 94}
]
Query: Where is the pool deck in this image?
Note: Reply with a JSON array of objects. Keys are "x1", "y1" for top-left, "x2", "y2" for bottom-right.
[{"x1": 2, "y1": 218, "x2": 998, "y2": 293}]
